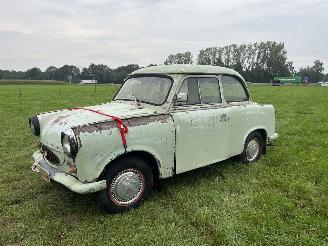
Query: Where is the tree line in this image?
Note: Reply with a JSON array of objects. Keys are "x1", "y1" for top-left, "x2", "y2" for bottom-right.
[
  {"x1": 164, "y1": 42, "x2": 327, "y2": 83},
  {"x1": 1, "y1": 41, "x2": 327, "y2": 83},
  {"x1": 0, "y1": 64, "x2": 140, "y2": 84}
]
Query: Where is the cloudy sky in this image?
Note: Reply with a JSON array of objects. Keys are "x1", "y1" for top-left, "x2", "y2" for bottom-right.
[{"x1": 1, "y1": 0, "x2": 327, "y2": 71}]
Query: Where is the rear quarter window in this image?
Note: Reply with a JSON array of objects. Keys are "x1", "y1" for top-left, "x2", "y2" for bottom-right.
[{"x1": 221, "y1": 76, "x2": 248, "y2": 102}]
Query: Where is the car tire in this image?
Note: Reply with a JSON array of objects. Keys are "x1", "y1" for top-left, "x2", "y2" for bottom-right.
[
  {"x1": 97, "y1": 156, "x2": 153, "y2": 213},
  {"x1": 241, "y1": 131, "x2": 264, "y2": 163}
]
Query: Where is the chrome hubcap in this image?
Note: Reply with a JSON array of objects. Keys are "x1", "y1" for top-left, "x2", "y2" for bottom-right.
[
  {"x1": 246, "y1": 139, "x2": 260, "y2": 162},
  {"x1": 110, "y1": 169, "x2": 144, "y2": 206}
]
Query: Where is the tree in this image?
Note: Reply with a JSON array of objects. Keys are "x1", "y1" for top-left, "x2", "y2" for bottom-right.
[
  {"x1": 298, "y1": 66, "x2": 310, "y2": 82},
  {"x1": 286, "y1": 61, "x2": 296, "y2": 75},
  {"x1": 197, "y1": 47, "x2": 223, "y2": 66},
  {"x1": 164, "y1": 51, "x2": 193, "y2": 65},
  {"x1": 86, "y1": 64, "x2": 112, "y2": 83},
  {"x1": 111, "y1": 64, "x2": 140, "y2": 83},
  {"x1": 45, "y1": 66, "x2": 58, "y2": 80},
  {"x1": 312, "y1": 60, "x2": 324, "y2": 74},
  {"x1": 0, "y1": 69, "x2": 26, "y2": 79},
  {"x1": 312, "y1": 60, "x2": 324, "y2": 82},
  {"x1": 56, "y1": 65, "x2": 80, "y2": 82},
  {"x1": 196, "y1": 42, "x2": 294, "y2": 83},
  {"x1": 26, "y1": 67, "x2": 42, "y2": 80},
  {"x1": 81, "y1": 67, "x2": 92, "y2": 80},
  {"x1": 297, "y1": 60, "x2": 325, "y2": 83}
]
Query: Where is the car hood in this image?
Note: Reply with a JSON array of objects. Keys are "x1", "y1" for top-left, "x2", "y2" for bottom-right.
[{"x1": 39, "y1": 101, "x2": 156, "y2": 151}]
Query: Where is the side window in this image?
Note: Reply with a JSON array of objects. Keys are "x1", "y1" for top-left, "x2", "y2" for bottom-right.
[
  {"x1": 198, "y1": 77, "x2": 221, "y2": 104},
  {"x1": 177, "y1": 77, "x2": 200, "y2": 105},
  {"x1": 221, "y1": 76, "x2": 248, "y2": 102}
]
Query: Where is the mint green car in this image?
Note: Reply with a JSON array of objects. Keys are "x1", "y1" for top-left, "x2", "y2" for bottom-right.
[{"x1": 30, "y1": 65, "x2": 278, "y2": 213}]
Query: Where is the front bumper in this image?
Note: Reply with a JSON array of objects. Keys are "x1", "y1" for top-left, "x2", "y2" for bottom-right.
[
  {"x1": 268, "y1": 133, "x2": 278, "y2": 145},
  {"x1": 31, "y1": 151, "x2": 106, "y2": 194}
]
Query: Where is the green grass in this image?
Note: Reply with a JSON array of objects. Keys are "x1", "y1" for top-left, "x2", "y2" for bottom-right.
[{"x1": 0, "y1": 84, "x2": 328, "y2": 245}]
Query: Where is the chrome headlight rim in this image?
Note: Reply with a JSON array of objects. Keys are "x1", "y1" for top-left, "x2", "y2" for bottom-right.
[
  {"x1": 29, "y1": 115, "x2": 40, "y2": 136},
  {"x1": 61, "y1": 129, "x2": 78, "y2": 158}
]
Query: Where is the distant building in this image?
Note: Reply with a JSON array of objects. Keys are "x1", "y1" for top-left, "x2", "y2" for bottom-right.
[{"x1": 80, "y1": 80, "x2": 97, "y2": 85}]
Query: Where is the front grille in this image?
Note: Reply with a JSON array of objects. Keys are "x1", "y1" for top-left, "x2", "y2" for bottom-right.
[{"x1": 41, "y1": 145, "x2": 60, "y2": 165}]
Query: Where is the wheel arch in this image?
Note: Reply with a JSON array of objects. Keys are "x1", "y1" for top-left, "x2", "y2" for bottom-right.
[{"x1": 99, "y1": 151, "x2": 160, "y2": 184}]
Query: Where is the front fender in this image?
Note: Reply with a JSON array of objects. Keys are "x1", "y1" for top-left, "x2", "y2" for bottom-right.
[{"x1": 73, "y1": 114, "x2": 175, "y2": 182}]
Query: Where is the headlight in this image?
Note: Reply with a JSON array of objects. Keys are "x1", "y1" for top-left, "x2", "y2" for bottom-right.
[
  {"x1": 61, "y1": 129, "x2": 78, "y2": 158},
  {"x1": 29, "y1": 115, "x2": 40, "y2": 136}
]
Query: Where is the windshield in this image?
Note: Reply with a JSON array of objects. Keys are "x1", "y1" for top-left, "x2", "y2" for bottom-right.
[{"x1": 114, "y1": 76, "x2": 172, "y2": 105}]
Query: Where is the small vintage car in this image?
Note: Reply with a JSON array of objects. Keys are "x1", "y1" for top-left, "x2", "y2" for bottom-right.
[{"x1": 30, "y1": 65, "x2": 278, "y2": 213}]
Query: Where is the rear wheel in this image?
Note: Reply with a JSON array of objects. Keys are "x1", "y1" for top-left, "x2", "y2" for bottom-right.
[
  {"x1": 97, "y1": 156, "x2": 153, "y2": 213},
  {"x1": 241, "y1": 132, "x2": 264, "y2": 163}
]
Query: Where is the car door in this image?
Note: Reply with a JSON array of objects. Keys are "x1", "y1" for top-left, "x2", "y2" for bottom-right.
[
  {"x1": 171, "y1": 76, "x2": 232, "y2": 174},
  {"x1": 220, "y1": 75, "x2": 251, "y2": 156}
]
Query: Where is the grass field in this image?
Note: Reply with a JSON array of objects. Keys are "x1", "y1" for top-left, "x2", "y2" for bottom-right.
[{"x1": 0, "y1": 84, "x2": 328, "y2": 245}]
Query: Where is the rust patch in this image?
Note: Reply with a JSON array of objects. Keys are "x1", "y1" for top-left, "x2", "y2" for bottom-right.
[
  {"x1": 74, "y1": 114, "x2": 171, "y2": 134},
  {"x1": 51, "y1": 115, "x2": 69, "y2": 126},
  {"x1": 72, "y1": 127, "x2": 83, "y2": 146},
  {"x1": 126, "y1": 114, "x2": 171, "y2": 127},
  {"x1": 74, "y1": 121, "x2": 117, "y2": 134}
]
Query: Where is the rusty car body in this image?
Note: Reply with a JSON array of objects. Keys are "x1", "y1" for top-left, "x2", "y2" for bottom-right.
[{"x1": 30, "y1": 64, "x2": 278, "y2": 213}]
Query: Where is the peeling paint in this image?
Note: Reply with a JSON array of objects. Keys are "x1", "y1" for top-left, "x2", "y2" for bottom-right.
[
  {"x1": 74, "y1": 114, "x2": 171, "y2": 135},
  {"x1": 73, "y1": 113, "x2": 175, "y2": 182},
  {"x1": 51, "y1": 115, "x2": 69, "y2": 126}
]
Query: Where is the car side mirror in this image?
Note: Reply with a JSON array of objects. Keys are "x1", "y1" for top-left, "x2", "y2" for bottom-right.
[{"x1": 176, "y1": 93, "x2": 188, "y2": 103}]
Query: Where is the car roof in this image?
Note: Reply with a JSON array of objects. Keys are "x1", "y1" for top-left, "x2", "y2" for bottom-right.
[{"x1": 131, "y1": 64, "x2": 244, "y2": 81}]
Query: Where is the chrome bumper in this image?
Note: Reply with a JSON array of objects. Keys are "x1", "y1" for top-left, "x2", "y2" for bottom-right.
[
  {"x1": 31, "y1": 151, "x2": 106, "y2": 194},
  {"x1": 268, "y1": 133, "x2": 278, "y2": 145}
]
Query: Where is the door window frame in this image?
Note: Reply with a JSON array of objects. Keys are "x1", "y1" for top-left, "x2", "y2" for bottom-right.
[{"x1": 171, "y1": 75, "x2": 224, "y2": 111}]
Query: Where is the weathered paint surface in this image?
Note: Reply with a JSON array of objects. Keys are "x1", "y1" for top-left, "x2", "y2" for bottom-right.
[
  {"x1": 131, "y1": 64, "x2": 245, "y2": 82},
  {"x1": 228, "y1": 103, "x2": 275, "y2": 155},
  {"x1": 32, "y1": 65, "x2": 277, "y2": 194},
  {"x1": 35, "y1": 101, "x2": 177, "y2": 182},
  {"x1": 171, "y1": 102, "x2": 275, "y2": 174},
  {"x1": 32, "y1": 151, "x2": 107, "y2": 194},
  {"x1": 172, "y1": 107, "x2": 232, "y2": 173},
  {"x1": 74, "y1": 114, "x2": 175, "y2": 182}
]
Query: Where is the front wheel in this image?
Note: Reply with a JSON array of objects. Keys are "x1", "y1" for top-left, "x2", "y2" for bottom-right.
[
  {"x1": 241, "y1": 132, "x2": 264, "y2": 163},
  {"x1": 97, "y1": 156, "x2": 153, "y2": 213}
]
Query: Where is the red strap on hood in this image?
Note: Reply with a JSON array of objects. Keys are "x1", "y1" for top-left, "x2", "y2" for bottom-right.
[{"x1": 70, "y1": 107, "x2": 128, "y2": 148}]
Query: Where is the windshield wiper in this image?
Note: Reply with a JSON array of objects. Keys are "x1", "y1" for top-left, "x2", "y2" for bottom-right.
[{"x1": 129, "y1": 93, "x2": 143, "y2": 109}]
